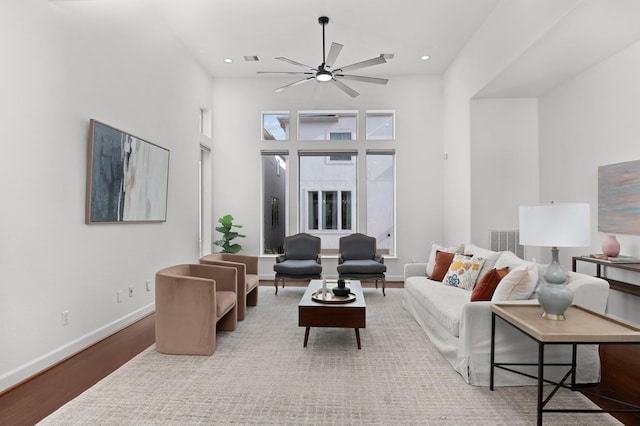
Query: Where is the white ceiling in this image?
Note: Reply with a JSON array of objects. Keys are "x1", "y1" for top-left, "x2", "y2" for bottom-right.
[
  {"x1": 477, "y1": 0, "x2": 640, "y2": 98},
  {"x1": 55, "y1": 0, "x2": 640, "y2": 97},
  {"x1": 150, "y1": 0, "x2": 500, "y2": 79}
]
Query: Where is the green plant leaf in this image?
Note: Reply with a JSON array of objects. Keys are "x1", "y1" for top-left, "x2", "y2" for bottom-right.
[
  {"x1": 227, "y1": 244, "x2": 242, "y2": 253},
  {"x1": 214, "y1": 214, "x2": 243, "y2": 253}
]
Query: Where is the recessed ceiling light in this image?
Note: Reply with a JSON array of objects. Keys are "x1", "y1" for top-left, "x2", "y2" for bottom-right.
[
  {"x1": 224, "y1": 58, "x2": 233, "y2": 64},
  {"x1": 420, "y1": 55, "x2": 430, "y2": 61}
]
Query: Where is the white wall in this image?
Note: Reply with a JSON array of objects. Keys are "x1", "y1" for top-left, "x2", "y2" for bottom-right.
[
  {"x1": 539, "y1": 39, "x2": 640, "y2": 324},
  {"x1": 442, "y1": 0, "x2": 582, "y2": 245},
  {"x1": 210, "y1": 75, "x2": 443, "y2": 280},
  {"x1": 469, "y1": 99, "x2": 540, "y2": 248},
  {"x1": 0, "y1": 0, "x2": 212, "y2": 390}
]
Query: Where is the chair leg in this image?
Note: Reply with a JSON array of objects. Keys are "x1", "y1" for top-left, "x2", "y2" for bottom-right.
[
  {"x1": 274, "y1": 277, "x2": 279, "y2": 295},
  {"x1": 247, "y1": 286, "x2": 258, "y2": 306},
  {"x1": 382, "y1": 278, "x2": 386, "y2": 296}
]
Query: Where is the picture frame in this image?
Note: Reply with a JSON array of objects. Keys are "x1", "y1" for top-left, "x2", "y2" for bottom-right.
[
  {"x1": 85, "y1": 119, "x2": 170, "y2": 224},
  {"x1": 598, "y1": 159, "x2": 640, "y2": 235}
]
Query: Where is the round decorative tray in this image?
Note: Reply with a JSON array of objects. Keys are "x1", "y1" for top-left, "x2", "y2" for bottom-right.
[{"x1": 311, "y1": 290, "x2": 357, "y2": 304}]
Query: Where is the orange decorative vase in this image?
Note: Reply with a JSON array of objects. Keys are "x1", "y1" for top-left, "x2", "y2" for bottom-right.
[{"x1": 602, "y1": 235, "x2": 620, "y2": 257}]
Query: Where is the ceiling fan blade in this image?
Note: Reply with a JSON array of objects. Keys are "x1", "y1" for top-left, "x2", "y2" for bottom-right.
[
  {"x1": 331, "y1": 78, "x2": 359, "y2": 98},
  {"x1": 257, "y1": 71, "x2": 314, "y2": 75},
  {"x1": 275, "y1": 57, "x2": 316, "y2": 71},
  {"x1": 325, "y1": 42, "x2": 343, "y2": 68},
  {"x1": 274, "y1": 77, "x2": 315, "y2": 93},
  {"x1": 336, "y1": 74, "x2": 389, "y2": 85},
  {"x1": 335, "y1": 55, "x2": 386, "y2": 73}
]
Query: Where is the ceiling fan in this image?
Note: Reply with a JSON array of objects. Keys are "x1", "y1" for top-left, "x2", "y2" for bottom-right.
[{"x1": 257, "y1": 16, "x2": 389, "y2": 98}]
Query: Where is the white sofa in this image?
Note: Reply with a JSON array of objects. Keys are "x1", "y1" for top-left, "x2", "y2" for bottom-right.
[{"x1": 403, "y1": 245, "x2": 610, "y2": 387}]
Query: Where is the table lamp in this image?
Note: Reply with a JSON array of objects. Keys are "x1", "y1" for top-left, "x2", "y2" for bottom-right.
[{"x1": 519, "y1": 202, "x2": 590, "y2": 320}]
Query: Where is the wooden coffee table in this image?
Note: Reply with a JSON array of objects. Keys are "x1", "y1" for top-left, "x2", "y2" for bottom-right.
[{"x1": 298, "y1": 279, "x2": 366, "y2": 349}]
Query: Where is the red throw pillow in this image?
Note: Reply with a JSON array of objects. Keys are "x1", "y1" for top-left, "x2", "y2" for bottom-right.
[
  {"x1": 471, "y1": 267, "x2": 510, "y2": 301},
  {"x1": 431, "y1": 250, "x2": 456, "y2": 281}
]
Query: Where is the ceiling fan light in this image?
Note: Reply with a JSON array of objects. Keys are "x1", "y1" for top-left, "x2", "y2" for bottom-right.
[{"x1": 316, "y1": 70, "x2": 332, "y2": 82}]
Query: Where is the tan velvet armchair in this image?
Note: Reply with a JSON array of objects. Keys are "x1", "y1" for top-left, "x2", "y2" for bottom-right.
[
  {"x1": 155, "y1": 264, "x2": 237, "y2": 355},
  {"x1": 199, "y1": 253, "x2": 259, "y2": 321}
]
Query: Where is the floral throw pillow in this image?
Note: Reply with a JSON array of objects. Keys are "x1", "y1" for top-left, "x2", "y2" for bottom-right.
[{"x1": 443, "y1": 254, "x2": 486, "y2": 290}]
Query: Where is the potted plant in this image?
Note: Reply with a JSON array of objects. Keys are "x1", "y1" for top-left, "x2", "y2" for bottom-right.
[{"x1": 213, "y1": 214, "x2": 245, "y2": 253}]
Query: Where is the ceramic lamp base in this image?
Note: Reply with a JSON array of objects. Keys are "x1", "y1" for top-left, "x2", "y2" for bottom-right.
[{"x1": 537, "y1": 282, "x2": 573, "y2": 321}]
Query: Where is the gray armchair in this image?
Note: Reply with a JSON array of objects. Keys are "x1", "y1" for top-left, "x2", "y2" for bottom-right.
[
  {"x1": 337, "y1": 233, "x2": 387, "y2": 296},
  {"x1": 273, "y1": 233, "x2": 322, "y2": 295}
]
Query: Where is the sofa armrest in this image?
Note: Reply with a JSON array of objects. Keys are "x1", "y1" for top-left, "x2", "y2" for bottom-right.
[
  {"x1": 566, "y1": 276, "x2": 609, "y2": 314},
  {"x1": 404, "y1": 263, "x2": 428, "y2": 279}
]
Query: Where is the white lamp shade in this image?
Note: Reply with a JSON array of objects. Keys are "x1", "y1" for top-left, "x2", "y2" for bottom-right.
[{"x1": 519, "y1": 203, "x2": 590, "y2": 247}]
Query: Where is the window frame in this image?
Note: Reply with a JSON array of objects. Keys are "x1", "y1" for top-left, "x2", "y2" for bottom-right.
[
  {"x1": 262, "y1": 111, "x2": 290, "y2": 141},
  {"x1": 297, "y1": 110, "x2": 358, "y2": 141},
  {"x1": 365, "y1": 110, "x2": 395, "y2": 141}
]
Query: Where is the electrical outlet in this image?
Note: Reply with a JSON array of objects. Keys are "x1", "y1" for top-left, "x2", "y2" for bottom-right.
[
  {"x1": 129, "y1": 287, "x2": 134, "y2": 298},
  {"x1": 62, "y1": 310, "x2": 70, "y2": 326},
  {"x1": 146, "y1": 280, "x2": 151, "y2": 292},
  {"x1": 117, "y1": 291, "x2": 123, "y2": 303}
]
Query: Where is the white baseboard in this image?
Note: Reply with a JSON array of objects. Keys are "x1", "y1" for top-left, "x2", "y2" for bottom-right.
[{"x1": 0, "y1": 303, "x2": 155, "y2": 392}]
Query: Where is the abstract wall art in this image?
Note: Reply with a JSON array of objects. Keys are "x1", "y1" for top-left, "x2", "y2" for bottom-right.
[
  {"x1": 598, "y1": 159, "x2": 640, "y2": 235},
  {"x1": 86, "y1": 119, "x2": 170, "y2": 224}
]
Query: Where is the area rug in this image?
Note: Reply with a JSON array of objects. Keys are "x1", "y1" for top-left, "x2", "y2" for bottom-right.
[{"x1": 40, "y1": 287, "x2": 621, "y2": 425}]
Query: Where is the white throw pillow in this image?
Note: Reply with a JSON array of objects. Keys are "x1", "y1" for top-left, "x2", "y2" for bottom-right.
[
  {"x1": 463, "y1": 243, "x2": 501, "y2": 260},
  {"x1": 426, "y1": 242, "x2": 464, "y2": 278},
  {"x1": 494, "y1": 250, "x2": 531, "y2": 270},
  {"x1": 491, "y1": 262, "x2": 539, "y2": 301},
  {"x1": 464, "y1": 243, "x2": 502, "y2": 282}
]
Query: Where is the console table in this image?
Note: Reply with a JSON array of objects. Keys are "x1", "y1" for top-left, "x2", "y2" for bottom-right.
[
  {"x1": 490, "y1": 304, "x2": 640, "y2": 425},
  {"x1": 572, "y1": 256, "x2": 640, "y2": 297}
]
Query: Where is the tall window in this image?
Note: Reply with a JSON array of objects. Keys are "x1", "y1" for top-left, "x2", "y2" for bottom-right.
[
  {"x1": 367, "y1": 151, "x2": 395, "y2": 255},
  {"x1": 260, "y1": 110, "x2": 396, "y2": 257},
  {"x1": 299, "y1": 153, "x2": 356, "y2": 253},
  {"x1": 262, "y1": 152, "x2": 288, "y2": 254}
]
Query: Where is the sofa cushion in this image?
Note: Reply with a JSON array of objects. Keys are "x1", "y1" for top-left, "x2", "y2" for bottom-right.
[
  {"x1": 426, "y1": 242, "x2": 464, "y2": 278},
  {"x1": 492, "y1": 262, "x2": 538, "y2": 301},
  {"x1": 471, "y1": 267, "x2": 509, "y2": 301},
  {"x1": 404, "y1": 277, "x2": 470, "y2": 337},
  {"x1": 443, "y1": 254, "x2": 485, "y2": 290},
  {"x1": 273, "y1": 259, "x2": 322, "y2": 276},
  {"x1": 431, "y1": 250, "x2": 456, "y2": 281},
  {"x1": 463, "y1": 243, "x2": 500, "y2": 259},
  {"x1": 337, "y1": 259, "x2": 386, "y2": 274},
  {"x1": 494, "y1": 250, "x2": 531, "y2": 270},
  {"x1": 465, "y1": 243, "x2": 502, "y2": 282}
]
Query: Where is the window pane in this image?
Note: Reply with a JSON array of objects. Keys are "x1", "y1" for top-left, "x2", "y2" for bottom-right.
[
  {"x1": 298, "y1": 111, "x2": 357, "y2": 140},
  {"x1": 323, "y1": 191, "x2": 338, "y2": 230},
  {"x1": 367, "y1": 153, "x2": 394, "y2": 255},
  {"x1": 341, "y1": 191, "x2": 352, "y2": 230},
  {"x1": 366, "y1": 111, "x2": 394, "y2": 140},
  {"x1": 299, "y1": 153, "x2": 356, "y2": 252},
  {"x1": 262, "y1": 113, "x2": 289, "y2": 140},
  {"x1": 308, "y1": 191, "x2": 318, "y2": 230},
  {"x1": 262, "y1": 154, "x2": 288, "y2": 254}
]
